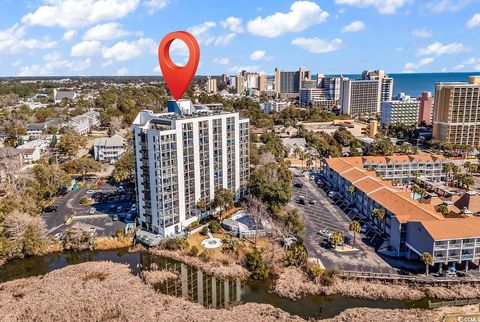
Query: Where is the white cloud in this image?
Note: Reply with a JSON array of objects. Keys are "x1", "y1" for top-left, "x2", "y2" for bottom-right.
[
  {"x1": 291, "y1": 37, "x2": 342, "y2": 54},
  {"x1": 341, "y1": 20, "x2": 365, "y2": 33},
  {"x1": 63, "y1": 30, "x2": 77, "y2": 41},
  {"x1": 0, "y1": 24, "x2": 56, "y2": 55},
  {"x1": 213, "y1": 57, "x2": 229, "y2": 65},
  {"x1": 247, "y1": 1, "x2": 329, "y2": 38},
  {"x1": 188, "y1": 21, "x2": 216, "y2": 38},
  {"x1": 71, "y1": 40, "x2": 102, "y2": 57},
  {"x1": 411, "y1": 28, "x2": 433, "y2": 38},
  {"x1": 404, "y1": 57, "x2": 435, "y2": 72},
  {"x1": 425, "y1": 0, "x2": 472, "y2": 14},
  {"x1": 84, "y1": 22, "x2": 137, "y2": 41},
  {"x1": 466, "y1": 13, "x2": 480, "y2": 28},
  {"x1": 102, "y1": 38, "x2": 156, "y2": 61},
  {"x1": 227, "y1": 65, "x2": 265, "y2": 74},
  {"x1": 335, "y1": 0, "x2": 409, "y2": 14},
  {"x1": 12, "y1": 60, "x2": 21, "y2": 67},
  {"x1": 143, "y1": 0, "x2": 168, "y2": 14},
  {"x1": 249, "y1": 50, "x2": 273, "y2": 61},
  {"x1": 214, "y1": 33, "x2": 236, "y2": 46},
  {"x1": 463, "y1": 57, "x2": 479, "y2": 65},
  {"x1": 452, "y1": 64, "x2": 465, "y2": 71},
  {"x1": 117, "y1": 67, "x2": 129, "y2": 76},
  {"x1": 395, "y1": 47, "x2": 405, "y2": 52},
  {"x1": 220, "y1": 17, "x2": 244, "y2": 33},
  {"x1": 19, "y1": 55, "x2": 91, "y2": 76},
  {"x1": 417, "y1": 42, "x2": 469, "y2": 56},
  {"x1": 21, "y1": 0, "x2": 140, "y2": 29},
  {"x1": 152, "y1": 65, "x2": 161, "y2": 73}
]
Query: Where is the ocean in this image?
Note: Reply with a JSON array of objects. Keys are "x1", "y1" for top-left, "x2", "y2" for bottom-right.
[{"x1": 329, "y1": 72, "x2": 480, "y2": 98}]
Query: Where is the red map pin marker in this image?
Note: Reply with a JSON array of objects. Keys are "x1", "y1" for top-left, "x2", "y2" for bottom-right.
[{"x1": 158, "y1": 31, "x2": 200, "y2": 101}]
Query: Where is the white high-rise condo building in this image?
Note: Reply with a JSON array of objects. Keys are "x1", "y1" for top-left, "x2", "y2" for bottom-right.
[
  {"x1": 132, "y1": 101, "x2": 250, "y2": 236},
  {"x1": 340, "y1": 78, "x2": 381, "y2": 116}
]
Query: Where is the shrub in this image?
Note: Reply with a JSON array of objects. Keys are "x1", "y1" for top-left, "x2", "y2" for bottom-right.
[
  {"x1": 115, "y1": 229, "x2": 125, "y2": 237},
  {"x1": 189, "y1": 245, "x2": 199, "y2": 257},
  {"x1": 245, "y1": 250, "x2": 269, "y2": 280},
  {"x1": 199, "y1": 250, "x2": 212, "y2": 262},
  {"x1": 161, "y1": 238, "x2": 189, "y2": 251},
  {"x1": 201, "y1": 226, "x2": 209, "y2": 236},
  {"x1": 320, "y1": 269, "x2": 338, "y2": 286},
  {"x1": 80, "y1": 196, "x2": 90, "y2": 205},
  {"x1": 188, "y1": 221, "x2": 199, "y2": 229},
  {"x1": 222, "y1": 236, "x2": 240, "y2": 254},
  {"x1": 307, "y1": 262, "x2": 325, "y2": 282},
  {"x1": 209, "y1": 220, "x2": 221, "y2": 233},
  {"x1": 284, "y1": 242, "x2": 308, "y2": 267}
]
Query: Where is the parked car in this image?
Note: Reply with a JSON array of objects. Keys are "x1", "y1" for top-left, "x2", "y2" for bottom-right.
[
  {"x1": 86, "y1": 190, "x2": 96, "y2": 195},
  {"x1": 309, "y1": 199, "x2": 317, "y2": 205},
  {"x1": 343, "y1": 236, "x2": 351, "y2": 245},
  {"x1": 112, "y1": 215, "x2": 119, "y2": 221},
  {"x1": 294, "y1": 182, "x2": 304, "y2": 188},
  {"x1": 130, "y1": 204, "x2": 136, "y2": 211},
  {"x1": 117, "y1": 186, "x2": 125, "y2": 193},
  {"x1": 298, "y1": 196, "x2": 306, "y2": 205},
  {"x1": 116, "y1": 206, "x2": 123, "y2": 213},
  {"x1": 318, "y1": 228, "x2": 332, "y2": 238},
  {"x1": 361, "y1": 224, "x2": 369, "y2": 233},
  {"x1": 89, "y1": 208, "x2": 97, "y2": 215},
  {"x1": 53, "y1": 233, "x2": 64, "y2": 240},
  {"x1": 42, "y1": 205, "x2": 58, "y2": 213},
  {"x1": 89, "y1": 227, "x2": 96, "y2": 236},
  {"x1": 328, "y1": 191, "x2": 337, "y2": 198}
]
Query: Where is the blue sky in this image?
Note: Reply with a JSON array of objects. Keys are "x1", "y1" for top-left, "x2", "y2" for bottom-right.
[{"x1": 0, "y1": 0, "x2": 479, "y2": 76}]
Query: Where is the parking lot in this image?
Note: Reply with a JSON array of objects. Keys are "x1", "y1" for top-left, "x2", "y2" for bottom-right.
[
  {"x1": 43, "y1": 180, "x2": 136, "y2": 239},
  {"x1": 292, "y1": 169, "x2": 410, "y2": 274}
]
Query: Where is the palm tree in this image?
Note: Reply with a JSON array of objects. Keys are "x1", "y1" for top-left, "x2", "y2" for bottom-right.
[
  {"x1": 421, "y1": 252, "x2": 433, "y2": 277},
  {"x1": 348, "y1": 185, "x2": 355, "y2": 195},
  {"x1": 464, "y1": 161, "x2": 472, "y2": 174},
  {"x1": 371, "y1": 208, "x2": 386, "y2": 233},
  {"x1": 330, "y1": 231, "x2": 343, "y2": 249},
  {"x1": 436, "y1": 204, "x2": 449, "y2": 216},
  {"x1": 443, "y1": 163, "x2": 454, "y2": 185},
  {"x1": 349, "y1": 220, "x2": 361, "y2": 248}
]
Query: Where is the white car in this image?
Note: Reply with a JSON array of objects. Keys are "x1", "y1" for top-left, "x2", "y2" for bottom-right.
[
  {"x1": 117, "y1": 186, "x2": 125, "y2": 193},
  {"x1": 86, "y1": 190, "x2": 95, "y2": 195},
  {"x1": 328, "y1": 191, "x2": 337, "y2": 198},
  {"x1": 89, "y1": 208, "x2": 97, "y2": 215},
  {"x1": 318, "y1": 229, "x2": 332, "y2": 238},
  {"x1": 53, "y1": 233, "x2": 64, "y2": 240},
  {"x1": 130, "y1": 204, "x2": 136, "y2": 211}
]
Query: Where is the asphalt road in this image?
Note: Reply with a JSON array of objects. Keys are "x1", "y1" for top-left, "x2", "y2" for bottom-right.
[{"x1": 292, "y1": 169, "x2": 406, "y2": 274}]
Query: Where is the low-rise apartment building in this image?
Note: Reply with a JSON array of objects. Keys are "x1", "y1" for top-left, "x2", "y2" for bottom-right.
[
  {"x1": 322, "y1": 155, "x2": 480, "y2": 270},
  {"x1": 70, "y1": 110, "x2": 100, "y2": 135},
  {"x1": 93, "y1": 134, "x2": 126, "y2": 163}
]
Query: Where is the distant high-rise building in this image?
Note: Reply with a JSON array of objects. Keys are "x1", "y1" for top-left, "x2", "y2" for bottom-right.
[
  {"x1": 361, "y1": 70, "x2": 394, "y2": 102},
  {"x1": 274, "y1": 67, "x2": 311, "y2": 94},
  {"x1": 340, "y1": 78, "x2": 381, "y2": 116},
  {"x1": 222, "y1": 74, "x2": 227, "y2": 83},
  {"x1": 433, "y1": 76, "x2": 480, "y2": 148},
  {"x1": 132, "y1": 102, "x2": 249, "y2": 236},
  {"x1": 381, "y1": 93, "x2": 420, "y2": 127},
  {"x1": 236, "y1": 75, "x2": 245, "y2": 94},
  {"x1": 419, "y1": 91, "x2": 434, "y2": 126},
  {"x1": 258, "y1": 74, "x2": 267, "y2": 92},
  {"x1": 206, "y1": 76, "x2": 217, "y2": 94}
]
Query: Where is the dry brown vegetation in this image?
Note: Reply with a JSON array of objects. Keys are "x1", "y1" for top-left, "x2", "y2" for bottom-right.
[
  {"x1": 0, "y1": 261, "x2": 478, "y2": 322},
  {"x1": 94, "y1": 236, "x2": 133, "y2": 250},
  {"x1": 0, "y1": 261, "x2": 303, "y2": 322},
  {"x1": 150, "y1": 248, "x2": 249, "y2": 280},
  {"x1": 140, "y1": 269, "x2": 179, "y2": 286}
]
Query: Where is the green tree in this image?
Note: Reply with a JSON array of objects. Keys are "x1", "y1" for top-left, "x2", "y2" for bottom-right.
[
  {"x1": 421, "y1": 252, "x2": 433, "y2": 277},
  {"x1": 23, "y1": 223, "x2": 48, "y2": 256},
  {"x1": 249, "y1": 162, "x2": 293, "y2": 212},
  {"x1": 333, "y1": 127, "x2": 355, "y2": 147},
  {"x1": 370, "y1": 138, "x2": 395, "y2": 156},
  {"x1": 62, "y1": 157, "x2": 101, "y2": 180},
  {"x1": 284, "y1": 242, "x2": 308, "y2": 267},
  {"x1": 112, "y1": 150, "x2": 135, "y2": 184},
  {"x1": 32, "y1": 163, "x2": 69, "y2": 200},
  {"x1": 245, "y1": 250, "x2": 269, "y2": 280},
  {"x1": 58, "y1": 130, "x2": 87, "y2": 156},
  {"x1": 349, "y1": 220, "x2": 361, "y2": 248}
]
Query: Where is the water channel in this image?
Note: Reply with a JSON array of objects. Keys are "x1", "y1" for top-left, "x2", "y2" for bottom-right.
[{"x1": 0, "y1": 249, "x2": 431, "y2": 320}]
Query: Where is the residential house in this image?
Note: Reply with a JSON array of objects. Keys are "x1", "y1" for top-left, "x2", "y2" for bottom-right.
[{"x1": 69, "y1": 110, "x2": 100, "y2": 135}]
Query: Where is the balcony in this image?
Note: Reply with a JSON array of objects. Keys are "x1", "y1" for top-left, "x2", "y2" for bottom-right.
[
  {"x1": 447, "y1": 254, "x2": 461, "y2": 261},
  {"x1": 462, "y1": 242, "x2": 475, "y2": 248},
  {"x1": 448, "y1": 242, "x2": 462, "y2": 249},
  {"x1": 435, "y1": 244, "x2": 448, "y2": 250},
  {"x1": 462, "y1": 254, "x2": 474, "y2": 260}
]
